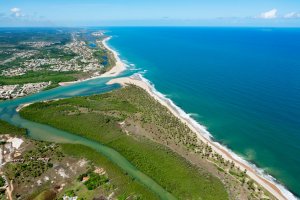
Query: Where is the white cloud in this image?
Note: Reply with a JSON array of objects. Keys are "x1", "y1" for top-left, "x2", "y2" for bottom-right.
[
  {"x1": 284, "y1": 12, "x2": 300, "y2": 19},
  {"x1": 10, "y1": 7, "x2": 22, "y2": 17},
  {"x1": 10, "y1": 8, "x2": 21, "y2": 13},
  {"x1": 0, "y1": 7, "x2": 53, "y2": 26},
  {"x1": 259, "y1": 9, "x2": 278, "y2": 19}
]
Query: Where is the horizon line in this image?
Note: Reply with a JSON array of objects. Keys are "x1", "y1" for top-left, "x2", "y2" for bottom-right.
[{"x1": 1, "y1": 25, "x2": 300, "y2": 28}]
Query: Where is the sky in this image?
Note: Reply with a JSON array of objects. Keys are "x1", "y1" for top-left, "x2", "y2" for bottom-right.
[{"x1": 1, "y1": 0, "x2": 300, "y2": 27}]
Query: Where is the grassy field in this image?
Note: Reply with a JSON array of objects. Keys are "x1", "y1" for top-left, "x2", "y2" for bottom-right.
[
  {"x1": 0, "y1": 119, "x2": 26, "y2": 135},
  {"x1": 20, "y1": 86, "x2": 229, "y2": 200}
]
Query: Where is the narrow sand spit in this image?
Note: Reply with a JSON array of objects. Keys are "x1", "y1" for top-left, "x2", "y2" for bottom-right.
[
  {"x1": 59, "y1": 36, "x2": 126, "y2": 86},
  {"x1": 98, "y1": 37, "x2": 127, "y2": 78}
]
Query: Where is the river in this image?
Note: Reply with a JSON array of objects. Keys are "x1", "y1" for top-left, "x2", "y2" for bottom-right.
[{"x1": 0, "y1": 70, "x2": 176, "y2": 200}]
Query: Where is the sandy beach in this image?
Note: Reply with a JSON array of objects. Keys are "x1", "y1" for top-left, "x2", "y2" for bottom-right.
[
  {"x1": 16, "y1": 103, "x2": 33, "y2": 112},
  {"x1": 98, "y1": 37, "x2": 127, "y2": 78},
  {"x1": 107, "y1": 74, "x2": 291, "y2": 200},
  {"x1": 59, "y1": 37, "x2": 126, "y2": 87}
]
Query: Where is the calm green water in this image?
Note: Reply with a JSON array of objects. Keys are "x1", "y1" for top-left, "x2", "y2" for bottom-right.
[{"x1": 0, "y1": 71, "x2": 175, "y2": 200}]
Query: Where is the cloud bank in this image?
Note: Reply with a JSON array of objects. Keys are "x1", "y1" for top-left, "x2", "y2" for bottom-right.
[{"x1": 284, "y1": 12, "x2": 300, "y2": 19}]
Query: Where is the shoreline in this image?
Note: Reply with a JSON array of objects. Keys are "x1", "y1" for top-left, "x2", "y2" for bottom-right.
[
  {"x1": 98, "y1": 37, "x2": 127, "y2": 78},
  {"x1": 16, "y1": 103, "x2": 33, "y2": 112},
  {"x1": 59, "y1": 36, "x2": 126, "y2": 87},
  {"x1": 107, "y1": 74, "x2": 296, "y2": 200}
]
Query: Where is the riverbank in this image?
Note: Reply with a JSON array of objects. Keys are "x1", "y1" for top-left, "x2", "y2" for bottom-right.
[
  {"x1": 0, "y1": 119, "x2": 158, "y2": 200},
  {"x1": 59, "y1": 37, "x2": 126, "y2": 87},
  {"x1": 107, "y1": 74, "x2": 294, "y2": 200},
  {"x1": 16, "y1": 103, "x2": 33, "y2": 112}
]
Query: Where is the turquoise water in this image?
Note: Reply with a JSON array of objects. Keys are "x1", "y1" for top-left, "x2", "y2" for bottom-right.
[
  {"x1": 0, "y1": 70, "x2": 176, "y2": 200},
  {"x1": 107, "y1": 27, "x2": 300, "y2": 197}
]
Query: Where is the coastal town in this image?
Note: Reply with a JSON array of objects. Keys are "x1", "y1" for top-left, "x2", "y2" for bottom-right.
[{"x1": 0, "y1": 31, "x2": 109, "y2": 100}]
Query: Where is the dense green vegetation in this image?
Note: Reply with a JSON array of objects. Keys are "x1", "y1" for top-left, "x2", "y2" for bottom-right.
[
  {"x1": 21, "y1": 86, "x2": 229, "y2": 200},
  {"x1": 4, "y1": 142, "x2": 63, "y2": 184},
  {"x1": 62, "y1": 144, "x2": 159, "y2": 200},
  {"x1": 65, "y1": 190, "x2": 76, "y2": 197},
  {"x1": 0, "y1": 70, "x2": 79, "y2": 86},
  {"x1": 83, "y1": 172, "x2": 108, "y2": 190},
  {"x1": 0, "y1": 120, "x2": 26, "y2": 135},
  {"x1": 0, "y1": 176, "x2": 5, "y2": 187}
]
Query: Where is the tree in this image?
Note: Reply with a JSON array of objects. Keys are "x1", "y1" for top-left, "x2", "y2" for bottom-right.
[{"x1": 0, "y1": 176, "x2": 6, "y2": 187}]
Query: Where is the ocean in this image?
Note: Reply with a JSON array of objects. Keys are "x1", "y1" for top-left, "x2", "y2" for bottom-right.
[{"x1": 106, "y1": 27, "x2": 300, "y2": 197}]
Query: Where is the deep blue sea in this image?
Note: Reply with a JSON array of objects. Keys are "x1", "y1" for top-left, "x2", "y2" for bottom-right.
[{"x1": 107, "y1": 27, "x2": 300, "y2": 197}]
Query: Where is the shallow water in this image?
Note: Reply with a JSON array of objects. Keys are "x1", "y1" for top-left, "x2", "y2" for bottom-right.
[{"x1": 0, "y1": 68, "x2": 175, "y2": 200}]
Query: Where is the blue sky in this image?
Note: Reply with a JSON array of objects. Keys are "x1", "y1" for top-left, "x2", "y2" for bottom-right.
[{"x1": 1, "y1": 0, "x2": 300, "y2": 27}]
